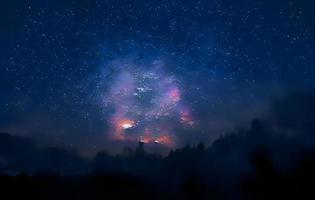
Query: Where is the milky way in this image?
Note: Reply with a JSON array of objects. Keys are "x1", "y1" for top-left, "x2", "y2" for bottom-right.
[{"x1": 95, "y1": 59, "x2": 195, "y2": 147}]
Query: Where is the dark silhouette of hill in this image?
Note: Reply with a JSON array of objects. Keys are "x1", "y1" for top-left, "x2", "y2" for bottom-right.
[
  {"x1": 1, "y1": 91, "x2": 315, "y2": 199},
  {"x1": 0, "y1": 133, "x2": 88, "y2": 174}
]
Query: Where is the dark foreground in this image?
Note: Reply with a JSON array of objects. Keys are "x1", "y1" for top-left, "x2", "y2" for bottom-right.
[
  {"x1": 1, "y1": 92, "x2": 315, "y2": 199},
  {"x1": 1, "y1": 137, "x2": 315, "y2": 200}
]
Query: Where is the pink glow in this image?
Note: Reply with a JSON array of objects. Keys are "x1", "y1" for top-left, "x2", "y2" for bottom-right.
[
  {"x1": 154, "y1": 135, "x2": 175, "y2": 147},
  {"x1": 168, "y1": 87, "x2": 181, "y2": 102},
  {"x1": 180, "y1": 107, "x2": 195, "y2": 126}
]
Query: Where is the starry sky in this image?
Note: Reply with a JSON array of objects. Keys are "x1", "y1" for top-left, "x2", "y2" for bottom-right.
[{"x1": 0, "y1": 0, "x2": 314, "y2": 155}]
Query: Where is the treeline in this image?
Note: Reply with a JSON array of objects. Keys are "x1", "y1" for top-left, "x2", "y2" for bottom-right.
[
  {"x1": 1, "y1": 91, "x2": 315, "y2": 199},
  {"x1": 1, "y1": 118, "x2": 315, "y2": 199}
]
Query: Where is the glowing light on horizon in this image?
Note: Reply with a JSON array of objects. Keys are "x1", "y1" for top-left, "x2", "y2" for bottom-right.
[
  {"x1": 122, "y1": 123, "x2": 133, "y2": 129},
  {"x1": 117, "y1": 119, "x2": 135, "y2": 130},
  {"x1": 139, "y1": 134, "x2": 175, "y2": 147},
  {"x1": 154, "y1": 135, "x2": 175, "y2": 147}
]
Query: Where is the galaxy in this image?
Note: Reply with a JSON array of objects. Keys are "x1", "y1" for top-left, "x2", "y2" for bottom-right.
[{"x1": 91, "y1": 58, "x2": 195, "y2": 146}]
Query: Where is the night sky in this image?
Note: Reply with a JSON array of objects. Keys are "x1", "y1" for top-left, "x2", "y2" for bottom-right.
[{"x1": 0, "y1": 0, "x2": 314, "y2": 156}]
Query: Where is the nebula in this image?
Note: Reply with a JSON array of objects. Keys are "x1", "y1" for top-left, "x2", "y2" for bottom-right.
[{"x1": 99, "y1": 59, "x2": 195, "y2": 147}]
